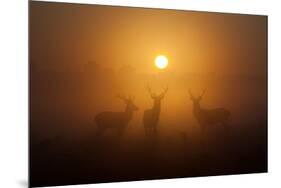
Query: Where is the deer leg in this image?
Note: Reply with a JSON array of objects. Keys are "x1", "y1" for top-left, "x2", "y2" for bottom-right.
[
  {"x1": 147, "y1": 127, "x2": 152, "y2": 137},
  {"x1": 223, "y1": 122, "x2": 227, "y2": 129},
  {"x1": 200, "y1": 124, "x2": 206, "y2": 135},
  {"x1": 220, "y1": 119, "x2": 229, "y2": 130},
  {"x1": 144, "y1": 127, "x2": 149, "y2": 137},
  {"x1": 222, "y1": 121, "x2": 230, "y2": 136},
  {"x1": 96, "y1": 127, "x2": 105, "y2": 137},
  {"x1": 199, "y1": 124, "x2": 208, "y2": 148},
  {"x1": 117, "y1": 128, "x2": 125, "y2": 137},
  {"x1": 153, "y1": 126, "x2": 156, "y2": 134},
  {"x1": 150, "y1": 126, "x2": 159, "y2": 148},
  {"x1": 144, "y1": 127, "x2": 148, "y2": 137}
]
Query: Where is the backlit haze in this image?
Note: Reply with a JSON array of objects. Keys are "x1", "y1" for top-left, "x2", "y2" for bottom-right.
[{"x1": 30, "y1": 2, "x2": 267, "y2": 186}]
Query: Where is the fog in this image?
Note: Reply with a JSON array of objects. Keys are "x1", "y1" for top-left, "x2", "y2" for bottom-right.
[{"x1": 30, "y1": 1, "x2": 267, "y2": 187}]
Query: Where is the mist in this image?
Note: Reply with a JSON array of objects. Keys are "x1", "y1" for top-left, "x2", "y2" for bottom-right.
[{"x1": 30, "y1": 1, "x2": 267, "y2": 187}]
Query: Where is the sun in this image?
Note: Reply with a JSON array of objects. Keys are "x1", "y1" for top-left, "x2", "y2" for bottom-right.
[{"x1": 155, "y1": 55, "x2": 168, "y2": 69}]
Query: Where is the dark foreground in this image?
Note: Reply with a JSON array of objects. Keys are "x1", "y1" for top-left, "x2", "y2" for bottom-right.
[{"x1": 30, "y1": 122, "x2": 267, "y2": 187}]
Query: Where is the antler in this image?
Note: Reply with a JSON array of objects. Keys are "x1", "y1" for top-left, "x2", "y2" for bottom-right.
[
  {"x1": 117, "y1": 94, "x2": 129, "y2": 102},
  {"x1": 188, "y1": 89, "x2": 194, "y2": 99},
  {"x1": 147, "y1": 85, "x2": 156, "y2": 98},
  {"x1": 199, "y1": 89, "x2": 206, "y2": 99},
  {"x1": 160, "y1": 86, "x2": 168, "y2": 98}
]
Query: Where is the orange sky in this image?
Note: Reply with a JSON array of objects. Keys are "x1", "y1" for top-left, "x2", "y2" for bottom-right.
[
  {"x1": 30, "y1": 1, "x2": 267, "y2": 146},
  {"x1": 30, "y1": 1, "x2": 267, "y2": 76}
]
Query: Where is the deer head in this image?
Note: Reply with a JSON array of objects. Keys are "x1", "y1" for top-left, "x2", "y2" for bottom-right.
[
  {"x1": 188, "y1": 89, "x2": 206, "y2": 105},
  {"x1": 147, "y1": 85, "x2": 168, "y2": 104},
  {"x1": 117, "y1": 94, "x2": 138, "y2": 111}
]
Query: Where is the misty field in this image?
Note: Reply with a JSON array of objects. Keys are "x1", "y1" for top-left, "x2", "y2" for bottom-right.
[{"x1": 30, "y1": 68, "x2": 267, "y2": 187}]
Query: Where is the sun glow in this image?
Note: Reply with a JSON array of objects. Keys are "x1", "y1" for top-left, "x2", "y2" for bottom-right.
[{"x1": 155, "y1": 55, "x2": 168, "y2": 69}]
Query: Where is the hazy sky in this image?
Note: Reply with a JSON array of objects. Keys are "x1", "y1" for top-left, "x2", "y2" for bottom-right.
[
  {"x1": 30, "y1": 2, "x2": 267, "y2": 156},
  {"x1": 30, "y1": 1, "x2": 267, "y2": 76}
]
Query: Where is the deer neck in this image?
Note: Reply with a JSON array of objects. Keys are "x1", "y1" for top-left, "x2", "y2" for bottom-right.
[
  {"x1": 152, "y1": 101, "x2": 161, "y2": 115},
  {"x1": 193, "y1": 102, "x2": 201, "y2": 116},
  {"x1": 125, "y1": 106, "x2": 134, "y2": 121}
]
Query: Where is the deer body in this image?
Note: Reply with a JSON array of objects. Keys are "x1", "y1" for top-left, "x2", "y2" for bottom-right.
[
  {"x1": 189, "y1": 90, "x2": 230, "y2": 130},
  {"x1": 95, "y1": 96, "x2": 138, "y2": 136},
  {"x1": 143, "y1": 86, "x2": 168, "y2": 136},
  {"x1": 143, "y1": 101, "x2": 161, "y2": 130}
]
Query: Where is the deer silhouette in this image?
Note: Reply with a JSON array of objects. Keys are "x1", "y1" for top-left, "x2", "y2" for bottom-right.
[
  {"x1": 143, "y1": 86, "x2": 168, "y2": 136},
  {"x1": 95, "y1": 95, "x2": 138, "y2": 137},
  {"x1": 189, "y1": 89, "x2": 230, "y2": 131}
]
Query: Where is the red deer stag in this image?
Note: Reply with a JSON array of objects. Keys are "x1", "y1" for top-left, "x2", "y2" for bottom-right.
[
  {"x1": 189, "y1": 89, "x2": 230, "y2": 131},
  {"x1": 143, "y1": 86, "x2": 168, "y2": 136},
  {"x1": 95, "y1": 95, "x2": 138, "y2": 137}
]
